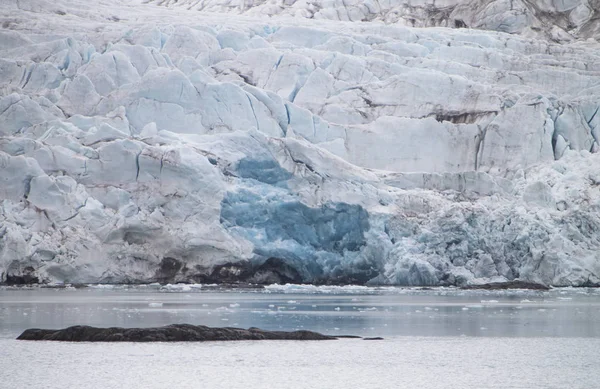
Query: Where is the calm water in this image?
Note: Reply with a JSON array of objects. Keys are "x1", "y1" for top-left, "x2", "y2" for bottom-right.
[
  {"x1": 1, "y1": 285, "x2": 600, "y2": 388},
  {"x1": 1, "y1": 285, "x2": 600, "y2": 338}
]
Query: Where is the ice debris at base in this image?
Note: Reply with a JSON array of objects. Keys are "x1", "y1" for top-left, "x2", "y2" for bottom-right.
[{"x1": 1, "y1": 0, "x2": 600, "y2": 287}]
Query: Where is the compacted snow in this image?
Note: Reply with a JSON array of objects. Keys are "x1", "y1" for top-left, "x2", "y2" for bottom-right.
[{"x1": 1, "y1": 0, "x2": 600, "y2": 286}]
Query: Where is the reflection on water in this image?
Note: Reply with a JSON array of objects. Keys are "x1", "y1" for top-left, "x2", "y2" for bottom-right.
[{"x1": 1, "y1": 286, "x2": 599, "y2": 338}]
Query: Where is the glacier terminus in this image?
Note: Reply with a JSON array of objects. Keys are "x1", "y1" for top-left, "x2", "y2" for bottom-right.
[{"x1": 1, "y1": 0, "x2": 600, "y2": 287}]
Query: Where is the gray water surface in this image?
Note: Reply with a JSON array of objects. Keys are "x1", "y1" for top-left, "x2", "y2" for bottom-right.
[
  {"x1": 1, "y1": 285, "x2": 599, "y2": 338},
  {"x1": 2, "y1": 285, "x2": 600, "y2": 389}
]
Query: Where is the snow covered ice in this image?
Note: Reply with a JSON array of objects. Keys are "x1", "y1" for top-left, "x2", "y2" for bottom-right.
[{"x1": 1, "y1": 0, "x2": 600, "y2": 286}]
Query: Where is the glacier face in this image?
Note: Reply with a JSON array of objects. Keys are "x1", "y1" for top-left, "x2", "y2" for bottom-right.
[
  {"x1": 0, "y1": 0, "x2": 599, "y2": 286},
  {"x1": 148, "y1": 0, "x2": 600, "y2": 41}
]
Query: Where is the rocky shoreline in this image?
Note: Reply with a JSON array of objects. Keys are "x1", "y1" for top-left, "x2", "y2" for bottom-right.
[{"x1": 460, "y1": 281, "x2": 551, "y2": 290}]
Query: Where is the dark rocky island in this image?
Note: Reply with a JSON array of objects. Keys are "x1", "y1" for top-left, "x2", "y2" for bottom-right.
[{"x1": 17, "y1": 324, "x2": 345, "y2": 342}]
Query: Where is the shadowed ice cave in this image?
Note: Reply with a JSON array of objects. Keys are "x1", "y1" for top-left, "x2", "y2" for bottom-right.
[
  {"x1": 220, "y1": 190, "x2": 372, "y2": 283},
  {"x1": 234, "y1": 158, "x2": 293, "y2": 185}
]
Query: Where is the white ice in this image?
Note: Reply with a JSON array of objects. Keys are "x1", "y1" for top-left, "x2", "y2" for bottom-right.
[{"x1": 0, "y1": 0, "x2": 600, "y2": 286}]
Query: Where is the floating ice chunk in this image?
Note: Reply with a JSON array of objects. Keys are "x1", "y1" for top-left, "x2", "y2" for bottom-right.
[{"x1": 359, "y1": 307, "x2": 378, "y2": 311}]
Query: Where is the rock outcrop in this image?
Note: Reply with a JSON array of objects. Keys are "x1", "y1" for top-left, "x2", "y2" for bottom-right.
[{"x1": 17, "y1": 324, "x2": 337, "y2": 342}]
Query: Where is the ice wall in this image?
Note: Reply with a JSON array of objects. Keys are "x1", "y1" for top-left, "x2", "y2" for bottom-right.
[
  {"x1": 147, "y1": 0, "x2": 600, "y2": 41},
  {"x1": 0, "y1": 0, "x2": 599, "y2": 286}
]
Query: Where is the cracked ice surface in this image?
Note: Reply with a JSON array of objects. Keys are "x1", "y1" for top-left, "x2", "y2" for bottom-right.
[
  {"x1": 148, "y1": 0, "x2": 600, "y2": 41},
  {"x1": 0, "y1": 0, "x2": 600, "y2": 286}
]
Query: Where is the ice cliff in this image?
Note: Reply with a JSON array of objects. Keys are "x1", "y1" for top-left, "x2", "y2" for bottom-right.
[{"x1": 0, "y1": 0, "x2": 599, "y2": 286}]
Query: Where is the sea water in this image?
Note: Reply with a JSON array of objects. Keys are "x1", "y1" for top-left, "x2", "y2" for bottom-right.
[{"x1": 1, "y1": 285, "x2": 599, "y2": 388}]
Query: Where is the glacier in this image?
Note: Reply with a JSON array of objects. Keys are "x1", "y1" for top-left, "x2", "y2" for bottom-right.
[{"x1": 0, "y1": 0, "x2": 599, "y2": 286}]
